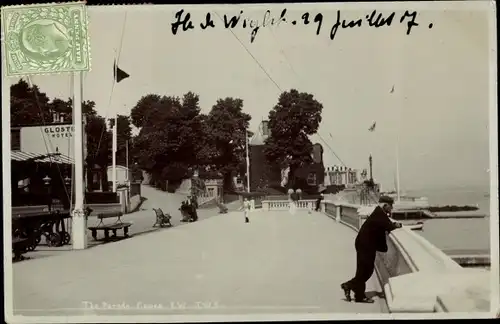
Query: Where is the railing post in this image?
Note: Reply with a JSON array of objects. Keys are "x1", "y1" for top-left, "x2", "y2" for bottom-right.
[
  {"x1": 262, "y1": 200, "x2": 269, "y2": 210},
  {"x1": 335, "y1": 204, "x2": 341, "y2": 222},
  {"x1": 321, "y1": 201, "x2": 326, "y2": 213}
]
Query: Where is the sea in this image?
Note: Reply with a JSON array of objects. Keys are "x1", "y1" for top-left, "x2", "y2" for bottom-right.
[{"x1": 405, "y1": 186, "x2": 493, "y2": 256}]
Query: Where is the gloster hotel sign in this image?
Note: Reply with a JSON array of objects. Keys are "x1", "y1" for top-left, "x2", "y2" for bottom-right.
[
  {"x1": 20, "y1": 124, "x2": 75, "y2": 157},
  {"x1": 43, "y1": 125, "x2": 74, "y2": 138}
]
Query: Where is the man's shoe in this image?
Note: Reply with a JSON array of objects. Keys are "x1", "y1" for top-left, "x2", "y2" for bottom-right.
[
  {"x1": 245, "y1": 217, "x2": 249, "y2": 223},
  {"x1": 354, "y1": 297, "x2": 374, "y2": 303},
  {"x1": 340, "y1": 283, "x2": 351, "y2": 302}
]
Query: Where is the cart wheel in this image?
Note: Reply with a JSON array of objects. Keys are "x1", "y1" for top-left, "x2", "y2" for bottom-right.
[
  {"x1": 27, "y1": 241, "x2": 37, "y2": 251},
  {"x1": 60, "y1": 231, "x2": 71, "y2": 245},
  {"x1": 33, "y1": 230, "x2": 42, "y2": 245},
  {"x1": 47, "y1": 233, "x2": 61, "y2": 247}
]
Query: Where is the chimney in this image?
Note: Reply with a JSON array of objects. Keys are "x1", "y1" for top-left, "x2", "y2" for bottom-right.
[
  {"x1": 262, "y1": 120, "x2": 269, "y2": 136},
  {"x1": 53, "y1": 113, "x2": 58, "y2": 123},
  {"x1": 60, "y1": 115, "x2": 64, "y2": 123}
]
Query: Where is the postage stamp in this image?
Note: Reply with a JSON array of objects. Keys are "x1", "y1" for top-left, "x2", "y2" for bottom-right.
[{"x1": 1, "y1": 2, "x2": 90, "y2": 76}]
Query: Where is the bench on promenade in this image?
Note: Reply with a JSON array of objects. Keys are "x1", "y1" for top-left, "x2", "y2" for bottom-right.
[
  {"x1": 152, "y1": 208, "x2": 172, "y2": 228},
  {"x1": 87, "y1": 211, "x2": 132, "y2": 241},
  {"x1": 12, "y1": 237, "x2": 29, "y2": 261}
]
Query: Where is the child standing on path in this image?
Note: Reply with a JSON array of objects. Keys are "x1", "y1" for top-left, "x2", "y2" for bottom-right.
[{"x1": 243, "y1": 198, "x2": 251, "y2": 223}]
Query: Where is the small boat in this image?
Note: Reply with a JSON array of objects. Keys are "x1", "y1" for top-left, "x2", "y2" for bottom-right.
[{"x1": 405, "y1": 221, "x2": 424, "y2": 231}]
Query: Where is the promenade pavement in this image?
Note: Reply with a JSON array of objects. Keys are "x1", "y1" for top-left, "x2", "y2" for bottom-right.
[
  {"x1": 23, "y1": 185, "x2": 241, "y2": 259},
  {"x1": 12, "y1": 208, "x2": 386, "y2": 316}
]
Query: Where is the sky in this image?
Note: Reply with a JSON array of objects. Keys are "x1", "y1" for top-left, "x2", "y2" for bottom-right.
[{"x1": 9, "y1": 2, "x2": 494, "y2": 191}]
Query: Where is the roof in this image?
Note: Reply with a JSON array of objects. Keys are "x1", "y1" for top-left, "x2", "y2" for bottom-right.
[{"x1": 11, "y1": 151, "x2": 74, "y2": 164}]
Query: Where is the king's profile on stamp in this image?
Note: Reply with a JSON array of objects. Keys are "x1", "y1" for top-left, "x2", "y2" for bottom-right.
[{"x1": 1, "y1": 2, "x2": 90, "y2": 76}]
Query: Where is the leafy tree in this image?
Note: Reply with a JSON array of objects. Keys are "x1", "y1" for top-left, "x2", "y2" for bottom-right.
[
  {"x1": 203, "y1": 97, "x2": 252, "y2": 190},
  {"x1": 130, "y1": 94, "x2": 162, "y2": 129},
  {"x1": 263, "y1": 89, "x2": 323, "y2": 188},
  {"x1": 11, "y1": 79, "x2": 52, "y2": 126},
  {"x1": 131, "y1": 92, "x2": 204, "y2": 189}
]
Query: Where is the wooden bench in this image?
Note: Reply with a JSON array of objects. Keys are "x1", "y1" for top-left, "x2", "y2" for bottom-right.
[
  {"x1": 87, "y1": 211, "x2": 132, "y2": 241},
  {"x1": 152, "y1": 208, "x2": 172, "y2": 228},
  {"x1": 12, "y1": 237, "x2": 29, "y2": 261}
]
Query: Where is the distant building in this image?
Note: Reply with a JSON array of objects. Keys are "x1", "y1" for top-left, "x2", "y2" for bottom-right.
[
  {"x1": 10, "y1": 116, "x2": 110, "y2": 193},
  {"x1": 248, "y1": 120, "x2": 325, "y2": 193},
  {"x1": 107, "y1": 165, "x2": 131, "y2": 186},
  {"x1": 324, "y1": 165, "x2": 359, "y2": 187}
]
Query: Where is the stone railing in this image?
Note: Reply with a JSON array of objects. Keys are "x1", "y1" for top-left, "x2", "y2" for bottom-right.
[
  {"x1": 261, "y1": 199, "x2": 316, "y2": 211},
  {"x1": 321, "y1": 200, "x2": 490, "y2": 313}
]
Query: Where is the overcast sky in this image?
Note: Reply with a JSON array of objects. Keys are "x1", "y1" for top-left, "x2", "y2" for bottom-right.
[{"x1": 12, "y1": 3, "x2": 494, "y2": 191}]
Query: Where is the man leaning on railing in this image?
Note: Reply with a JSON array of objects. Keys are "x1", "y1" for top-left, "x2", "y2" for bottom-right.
[{"x1": 340, "y1": 195, "x2": 402, "y2": 303}]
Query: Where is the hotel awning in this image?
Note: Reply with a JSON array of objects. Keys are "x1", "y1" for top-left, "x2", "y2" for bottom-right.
[{"x1": 11, "y1": 151, "x2": 74, "y2": 165}]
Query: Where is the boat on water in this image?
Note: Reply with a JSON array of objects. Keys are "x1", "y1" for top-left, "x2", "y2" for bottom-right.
[
  {"x1": 383, "y1": 191, "x2": 430, "y2": 210},
  {"x1": 405, "y1": 222, "x2": 424, "y2": 231}
]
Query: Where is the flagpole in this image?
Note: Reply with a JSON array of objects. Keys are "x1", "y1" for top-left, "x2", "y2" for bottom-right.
[
  {"x1": 112, "y1": 115, "x2": 117, "y2": 192},
  {"x1": 72, "y1": 71, "x2": 87, "y2": 250}
]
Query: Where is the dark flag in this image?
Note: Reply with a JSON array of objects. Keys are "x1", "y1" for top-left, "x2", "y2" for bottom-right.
[
  {"x1": 113, "y1": 60, "x2": 130, "y2": 83},
  {"x1": 368, "y1": 122, "x2": 376, "y2": 132}
]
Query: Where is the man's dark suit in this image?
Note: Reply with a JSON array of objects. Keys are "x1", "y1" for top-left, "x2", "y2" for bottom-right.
[{"x1": 345, "y1": 205, "x2": 399, "y2": 300}]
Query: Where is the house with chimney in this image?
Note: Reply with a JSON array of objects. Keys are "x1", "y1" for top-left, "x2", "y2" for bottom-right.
[{"x1": 248, "y1": 120, "x2": 325, "y2": 193}]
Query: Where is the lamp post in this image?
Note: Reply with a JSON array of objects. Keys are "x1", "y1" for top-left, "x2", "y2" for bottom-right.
[
  {"x1": 43, "y1": 175, "x2": 52, "y2": 212},
  {"x1": 64, "y1": 176, "x2": 71, "y2": 209}
]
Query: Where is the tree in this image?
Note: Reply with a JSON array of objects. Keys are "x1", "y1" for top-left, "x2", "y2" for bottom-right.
[
  {"x1": 11, "y1": 79, "x2": 52, "y2": 126},
  {"x1": 131, "y1": 92, "x2": 205, "y2": 189},
  {"x1": 130, "y1": 94, "x2": 162, "y2": 129},
  {"x1": 203, "y1": 97, "x2": 252, "y2": 190},
  {"x1": 263, "y1": 89, "x2": 323, "y2": 188}
]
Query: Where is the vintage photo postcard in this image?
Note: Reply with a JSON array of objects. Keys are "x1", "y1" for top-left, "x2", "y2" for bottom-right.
[{"x1": 2, "y1": 1, "x2": 498, "y2": 322}]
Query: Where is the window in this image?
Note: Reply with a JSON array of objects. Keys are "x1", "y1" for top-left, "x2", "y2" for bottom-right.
[
  {"x1": 307, "y1": 173, "x2": 317, "y2": 186},
  {"x1": 11, "y1": 129, "x2": 20, "y2": 150}
]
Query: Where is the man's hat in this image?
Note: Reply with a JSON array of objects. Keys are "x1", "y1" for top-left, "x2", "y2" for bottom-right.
[{"x1": 379, "y1": 195, "x2": 394, "y2": 205}]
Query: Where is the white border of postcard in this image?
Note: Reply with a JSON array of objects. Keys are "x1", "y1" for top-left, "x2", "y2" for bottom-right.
[{"x1": 3, "y1": 1, "x2": 499, "y2": 322}]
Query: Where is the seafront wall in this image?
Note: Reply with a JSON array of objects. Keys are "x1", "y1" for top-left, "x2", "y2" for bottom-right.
[{"x1": 260, "y1": 199, "x2": 490, "y2": 313}]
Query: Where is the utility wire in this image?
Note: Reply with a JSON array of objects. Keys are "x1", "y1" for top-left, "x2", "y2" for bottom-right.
[
  {"x1": 94, "y1": 12, "x2": 128, "y2": 159},
  {"x1": 26, "y1": 76, "x2": 71, "y2": 204}
]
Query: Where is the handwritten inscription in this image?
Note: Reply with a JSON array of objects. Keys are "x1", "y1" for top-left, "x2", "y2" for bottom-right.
[{"x1": 171, "y1": 9, "x2": 433, "y2": 43}]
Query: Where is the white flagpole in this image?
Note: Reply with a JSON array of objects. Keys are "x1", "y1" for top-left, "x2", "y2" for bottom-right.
[
  {"x1": 72, "y1": 71, "x2": 87, "y2": 250},
  {"x1": 245, "y1": 128, "x2": 250, "y2": 193},
  {"x1": 112, "y1": 115, "x2": 117, "y2": 192}
]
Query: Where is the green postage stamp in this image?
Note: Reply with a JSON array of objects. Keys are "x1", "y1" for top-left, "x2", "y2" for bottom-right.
[{"x1": 1, "y1": 2, "x2": 90, "y2": 76}]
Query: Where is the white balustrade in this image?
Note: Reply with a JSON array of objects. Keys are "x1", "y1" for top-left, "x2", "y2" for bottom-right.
[{"x1": 261, "y1": 199, "x2": 317, "y2": 211}]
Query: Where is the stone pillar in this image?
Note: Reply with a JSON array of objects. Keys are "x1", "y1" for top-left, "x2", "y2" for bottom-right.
[{"x1": 335, "y1": 204, "x2": 341, "y2": 222}]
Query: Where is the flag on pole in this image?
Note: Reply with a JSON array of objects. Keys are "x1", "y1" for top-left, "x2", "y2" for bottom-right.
[
  {"x1": 112, "y1": 116, "x2": 118, "y2": 153},
  {"x1": 368, "y1": 122, "x2": 376, "y2": 132},
  {"x1": 113, "y1": 60, "x2": 130, "y2": 83}
]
